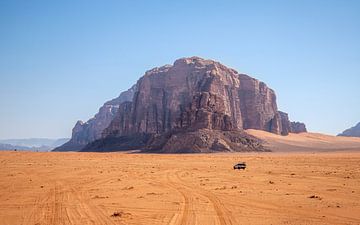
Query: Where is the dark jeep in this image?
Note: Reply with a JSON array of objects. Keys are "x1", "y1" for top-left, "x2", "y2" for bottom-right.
[{"x1": 233, "y1": 162, "x2": 246, "y2": 170}]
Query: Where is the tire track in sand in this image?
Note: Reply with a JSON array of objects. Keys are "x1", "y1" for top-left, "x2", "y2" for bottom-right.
[
  {"x1": 21, "y1": 182, "x2": 71, "y2": 225},
  {"x1": 22, "y1": 180, "x2": 122, "y2": 225},
  {"x1": 166, "y1": 170, "x2": 236, "y2": 225},
  {"x1": 166, "y1": 172, "x2": 194, "y2": 225}
]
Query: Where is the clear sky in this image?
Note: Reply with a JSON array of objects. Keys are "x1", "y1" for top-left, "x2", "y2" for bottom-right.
[{"x1": 0, "y1": 0, "x2": 359, "y2": 139}]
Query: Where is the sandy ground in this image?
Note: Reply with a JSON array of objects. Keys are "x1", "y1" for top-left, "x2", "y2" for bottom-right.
[
  {"x1": 246, "y1": 129, "x2": 360, "y2": 152},
  {"x1": 1, "y1": 151, "x2": 360, "y2": 225}
]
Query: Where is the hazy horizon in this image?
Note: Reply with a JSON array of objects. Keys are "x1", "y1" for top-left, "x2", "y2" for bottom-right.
[{"x1": 1, "y1": 0, "x2": 359, "y2": 139}]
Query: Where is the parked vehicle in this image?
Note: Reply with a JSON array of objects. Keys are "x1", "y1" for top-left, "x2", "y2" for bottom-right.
[{"x1": 233, "y1": 162, "x2": 246, "y2": 170}]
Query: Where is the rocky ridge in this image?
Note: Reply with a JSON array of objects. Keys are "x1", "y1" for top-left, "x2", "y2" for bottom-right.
[
  {"x1": 53, "y1": 85, "x2": 136, "y2": 151},
  {"x1": 338, "y1": 122, "x2": 360, "y2": 137}
]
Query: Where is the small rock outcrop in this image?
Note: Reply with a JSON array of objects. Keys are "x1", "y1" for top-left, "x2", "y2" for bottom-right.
[
  {"x1": 279, "y1": 112, "x2": 307, "y2": 134},
  {"x1": 53, "y1": 85, "x2": 137, "y2": 151},
  {"x1": 290, "y1": 122, "x2": 307, "y2": 133},
  {"x1": 338, "y1": 122, "x2": 360, "y2": 137},
  {"x1": 80, "y1": 57, "x2": 306, "y2": 153}
]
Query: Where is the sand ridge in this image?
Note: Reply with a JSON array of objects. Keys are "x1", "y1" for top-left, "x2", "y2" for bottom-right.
[{"x1": 246, "y1": 129, "x2": 360, "y2": 152}]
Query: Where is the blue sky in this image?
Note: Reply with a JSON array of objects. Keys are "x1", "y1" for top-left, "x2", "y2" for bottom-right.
[{"x1": 0, "y1": 0, "x2": 359, "y2": 138}]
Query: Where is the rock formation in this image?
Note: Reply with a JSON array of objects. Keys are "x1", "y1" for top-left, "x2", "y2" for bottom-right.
[
  {"x1": 76, "y1": 57, "x2": 306, "y2": 153},
  {"x1": 276, "y1": 112, "x2": 307, "y2": 133},
  {"x1": 338, "y1": 122, "x2": 360, "y2": 137},
  {"x1": 53, "y1": 85, "x2": 136, "y2": 151},
  {"x1": 103, "y1": 58, "x2": 280, "y2": 136},
  {"x1": 290, "y1": 122, "x2": 307, "y2": 133}
]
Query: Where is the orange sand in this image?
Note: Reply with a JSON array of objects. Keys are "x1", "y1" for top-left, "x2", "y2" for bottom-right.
[{"x1": 1, "y1": 151, "x2": 360, "y2": 225}]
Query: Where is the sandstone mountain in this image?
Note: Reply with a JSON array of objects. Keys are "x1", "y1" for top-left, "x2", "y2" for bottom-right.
[
  {"x1": 55, "y1": 57, "x2": 306, "y2": 153},
  {"x1": 338, "y1": 122, "x2": 360, "y2": 137},
  {"x1": 53, "y1": 85, "x2": 136, "y2": 151}
]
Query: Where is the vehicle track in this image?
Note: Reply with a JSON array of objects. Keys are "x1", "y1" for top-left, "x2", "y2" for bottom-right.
[
  {"x1": 175, "y1": 171, "x2": 236, "y2": 225},
  {"x1": 21, "y1": 179, "x2": 123, "y2": 225},
  {"x1": 166, "y1": 172, "x2": 193, "y2": 225},
  {"x1": 166, "y1": 170, "x2": 236, "y2": 225}
]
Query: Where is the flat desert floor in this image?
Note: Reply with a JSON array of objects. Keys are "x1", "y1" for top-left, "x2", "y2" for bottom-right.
[{"x1": 1, "y1": 151, "x2": 360, "y2": 225}]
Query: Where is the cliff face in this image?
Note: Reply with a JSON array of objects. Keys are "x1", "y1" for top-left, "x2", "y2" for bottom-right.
[
  {"x1": 103, "y1": 57, "x2": 282, "y2": 138},
  {"x1": 338, "y1": 122, "x2": 360, "y2": 137},
  {"x1": 271, "y1": 111, "x2": 307, "y2": 135},
  {"x1": 275, "y1": 111, "x2": 291, "y2": 136},
  {"x1": 83, "y1": 57, "x2": 305, "y2": 153},
  {"x1": 53, "y1": 85, "x2": 136, "y2": 151}
]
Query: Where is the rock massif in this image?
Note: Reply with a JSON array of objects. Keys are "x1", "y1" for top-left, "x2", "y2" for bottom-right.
[
  {"x1": 56, "y1": 57, "x2": 306, "y2": 153},
  {"x1": 55, "y1": 57, "x2": 306, "y2": 153},
  {"x1": 338, "y1": 122, "x2": 360, "y2": 137}
]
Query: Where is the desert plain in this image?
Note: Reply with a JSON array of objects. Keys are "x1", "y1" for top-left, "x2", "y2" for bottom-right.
[{"x1": 1, "y1": 133, "x2": 360, "y2": 225}]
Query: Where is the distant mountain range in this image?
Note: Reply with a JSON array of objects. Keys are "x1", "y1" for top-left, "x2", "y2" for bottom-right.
[
  {"x1": 0, "y1": 138, "x2": 69, "y2": 151},
  {"x1": 338, "y1": 122, "x2": 360, "y2": 137}
]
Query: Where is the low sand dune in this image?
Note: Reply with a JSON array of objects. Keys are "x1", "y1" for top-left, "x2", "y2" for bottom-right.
[
  {"x1": 1, "y1": 151, "x2": 360, "y2": 224},
  {"x1": 246, "y1": 129, "x2": 360, "y2": 152}
]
